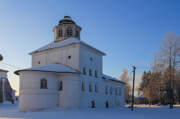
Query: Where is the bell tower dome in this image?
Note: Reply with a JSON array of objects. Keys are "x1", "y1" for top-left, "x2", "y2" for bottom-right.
[{"x1": 53, "y1": 16, "x2": 81, "y2": 42}]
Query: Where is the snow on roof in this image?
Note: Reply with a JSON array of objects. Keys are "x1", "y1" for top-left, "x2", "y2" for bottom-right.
[
  {"x1": 102, "y1": 74, "x2": 126, "y2": 84},
  {"x1": 29, "y1": 37, "x2": 106, "y2": 55},
  {"x1": 14, "y1": 64, "x2": 80, "y2": 75}
]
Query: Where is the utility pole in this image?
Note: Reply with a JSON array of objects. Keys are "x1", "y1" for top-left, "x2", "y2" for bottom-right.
[{"x1": 131, "y1": 66, "x2": 136, "y2": 111}]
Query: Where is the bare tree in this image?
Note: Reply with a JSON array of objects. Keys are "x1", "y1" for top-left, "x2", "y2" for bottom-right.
[{"x1": 120, "y1": 69, "x2": 131, "y2": 104}]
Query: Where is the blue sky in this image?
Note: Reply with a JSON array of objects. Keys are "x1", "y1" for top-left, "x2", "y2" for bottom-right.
[{"x1": 0, "y1": 0, "x2": 180, "y2": 95}]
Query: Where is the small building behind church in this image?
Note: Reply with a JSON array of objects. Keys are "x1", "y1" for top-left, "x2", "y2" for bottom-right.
[
  {"x1": 0, "y1": 69, "x2": 15, "y2": 103},
  {"x1": 15, "y1": 16, "x2": 125, "y2": 112}
]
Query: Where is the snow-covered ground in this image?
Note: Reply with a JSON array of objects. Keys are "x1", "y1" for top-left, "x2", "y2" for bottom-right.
[{"x1": 0, "y1": 103, "x2": 179, "y2": 119}]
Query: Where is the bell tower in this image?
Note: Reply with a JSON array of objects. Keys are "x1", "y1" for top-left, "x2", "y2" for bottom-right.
[{"x1": 53, "y1": 16, "x2": 82, "y2": 42}]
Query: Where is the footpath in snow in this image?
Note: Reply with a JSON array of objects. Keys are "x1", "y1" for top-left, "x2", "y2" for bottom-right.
[{"x1": 0, "y1": 103, "x2": 179, "y2": 119}]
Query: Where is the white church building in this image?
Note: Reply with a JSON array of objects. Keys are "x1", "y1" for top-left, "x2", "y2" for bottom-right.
[{"x1": 15, "y1": 16, "x2": 125, "y2": 112}]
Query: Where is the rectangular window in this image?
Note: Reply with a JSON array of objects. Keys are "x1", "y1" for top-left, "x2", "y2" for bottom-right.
[
  {"x1": 81, "y1": 81, "x2": 85, "y2": 92},
  {"x1": 95, "y1": 84, "x2": 98, "y2": 93},
  {"x1": 59, "y1": 81, "x2": 63, "y2": 91},
  {"x1": 89, "y1": 69, "x2": 92, "y2": 76},
  {"x1": 110, "y1": 87, "x2": 112, "y2": 95},
  {"x1": 105, "y1": 86, "x2": 108, "y2": 95},
  {"x1": 115, "y1": 89, "x2": 118, "y2": 95},
  {"x1": 95, "y1": 70, "x2": 98, "y2": 78},
  {"x1": 40, "y1": 79, "x2": 48, "y2": 89},
  {"x1": 119, "y1": 88, "x2": 121, "y2": 96},
  {"x1": 89, "y1": 83, "x2": 92, "y2": 92},
  {"x1": 83, "y1": 67, "x2": 86, "y2": 75}
]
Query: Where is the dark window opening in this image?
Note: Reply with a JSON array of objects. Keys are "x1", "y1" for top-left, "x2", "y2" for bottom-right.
[
  {"x1": 59, "y1": 81, "x2": 63, "y2": 91},
  {"x1": 110, "y1": 87, "x2": 112, "y2": 95},
  {"x1": 83, "y1": 67, "x2": 86, "y2": 75},
  {"x1": 91, "y1": 101, "x2": 96, "y2": 108},
  {"x1": 89, "y1": 69, "x2": 92, "y2": 76},
  {"x1": 75, "y1": 30, "x2": 79, "y2": 37},
  {"x1": 68, "y1": 55, "x2": 71, "y2": 59},
  {"x1": 58, "y1": 29, "x2": 63, "y2": 37},
  {"x1": 95, "y1": 70, "x2": 98, "y2": 78},
  {"x1": 90, "y1": 57, "x2": 93, "y2": 61},
  {"x1": 40, "y1": 79, "x2": 47, "y2": 89},
  {"x1": 106, "y1": 101, "x2": 109, "y2": 108},
  {"x1": 115, "y1": 89, "x2": 118, "y2": 95},
  {"x1": 105, "y1": 86, "x2": 108, "y2": 95},
  {"x1": 95, "y1": 84, "x2": 98, "y2": 93},
  {"x1": 81, "y1": 81, "x2": 85, "y2": 92},
  {"x1": 67, "y1": 27, "x2": 73, "y2": 37},
  {"x1": 89, "y1": 83, "x2": 92, "y2": 92},
  {"x1": 119, "y1": 88, "x2": 121, "y2": 96}
]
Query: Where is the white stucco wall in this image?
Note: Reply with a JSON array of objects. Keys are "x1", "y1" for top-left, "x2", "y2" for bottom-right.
[
  {"x1": 19, "y1": 71, "x2": 58, "y2": 112},
  {"x1": 58, "y1": 73, "x2": 81, "y2": 109},
  {"x1": 79, "y1": 75, "x2": 125, "y2": 108},
  {"x1": 31, "y1": 43, "x2": 80, "y2": 70},
  {"x1": 79, "y1": 44, "x2": 103, "y2": 76},
  {"x1": 19, "y1": 40, "x2": 125, "y2": 111}
]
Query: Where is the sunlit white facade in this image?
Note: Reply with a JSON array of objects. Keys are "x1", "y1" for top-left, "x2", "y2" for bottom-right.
[{"x1": 15, "y1": 16, "x2": 125, "y2": 112}]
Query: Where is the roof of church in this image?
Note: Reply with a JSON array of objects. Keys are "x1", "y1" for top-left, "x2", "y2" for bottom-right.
[
  {"x1": 14, "y1": 64, "x2": 80, "y2": 75},
  {"x1": 102, "y1": 74, "x2": 126, "y2": 84},
  {"x1": 29, "y1": 37, "x2": 106, "y2": 55}
]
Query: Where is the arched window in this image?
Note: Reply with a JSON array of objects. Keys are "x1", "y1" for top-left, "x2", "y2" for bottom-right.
[
  {"x1": 40, "y1": 79, "x2": 47, "y2": 89},
  {"x1": 83, "y1": 67, "x2": 86, "y2": 75},
  {"x1": 105, "y1": 86, "x2": 108, "y2": 95},
  {"x1": 81, "y1": 81, "x2": 85, "y2": 92},
  {"x1": 66, "y1": 27, "x2": 73, "y2": 37},
  {"x1": 95, "y1": 83, "x2": 98, "y2": 93},
  {"x1": 59, "y1": 81, "x2": 63, "y2": 91},
  {"x1": 110, "y1": 87, "x2": 112, "y2": 95},
  {"x1": 58, "y1": 29, "x2": 63, "y2": 37},
  {"x1": 89, "y1": 82, "x2": 92, "y2": 92},
  {"x1": 95, "y1": 70, "x2": 98, "y2": 78},
  {"x1": 89, "y1": 69, "x2": 92, "y2": 76}
]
